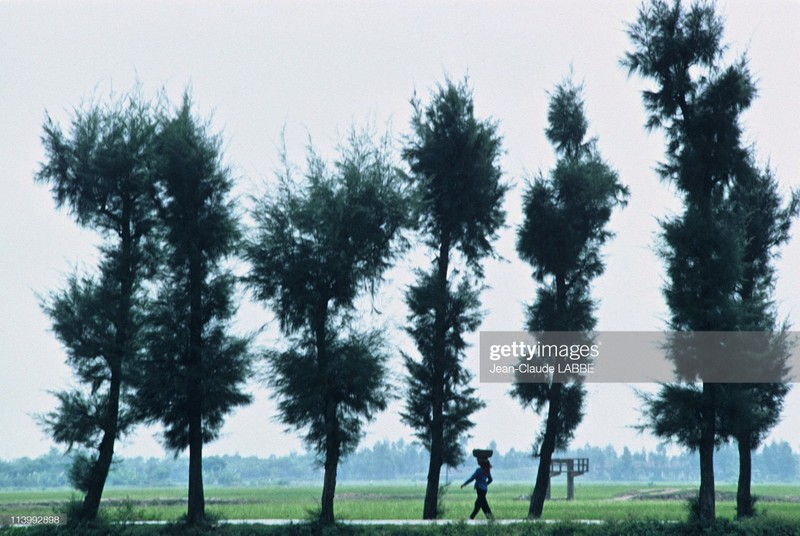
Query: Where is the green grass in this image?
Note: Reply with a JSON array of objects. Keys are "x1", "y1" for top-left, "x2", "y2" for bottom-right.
[{"x1": 0, "y1": 483, "x2": 798, "y2": 523}]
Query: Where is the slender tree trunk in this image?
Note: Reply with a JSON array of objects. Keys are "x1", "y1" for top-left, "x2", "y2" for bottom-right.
[
  {"x1": 422, "y1": 417, "x2": 444, "y2": 519},
  {"x1": 187, "y1": 413, "x2": 205, "y2": 525},
  {"x1": 82, "y1": 214, "x2": 133, "y2": 520},
  {"x1": 314, "y1": 305, "x2": 341, "y2": 525},
  {"x1": 697, "y1": 382, "x2": 716, "y2": 522},
  {"x1": 529, "y1": 272, "x2": 567, "y2": 519},
  {"x1": 423, "y1": 239, "x2": 450, "y2": 520},
  {"x1": 81, "y1": 367, "x2": 121, "y2": 519},
  {"x1": 736, "y1": 434, "x2": 754, "y2": 519},
  {"x1": 529, "y1": 384, "x2": 561, "y2": 518},
  {"x1": 186, "y1": 251, "x2": 205, "y2": 526},
  {"x1": 694, "y1": 197, "x2": 717, "y2": 524},
  {"x1": 320, "y1": 421, "x2": 341, "y2": 524}
]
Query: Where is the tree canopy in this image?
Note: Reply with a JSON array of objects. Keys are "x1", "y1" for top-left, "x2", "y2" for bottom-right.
[{"x1": 245, "y1": 128, "x2": 408, "y2": 524}]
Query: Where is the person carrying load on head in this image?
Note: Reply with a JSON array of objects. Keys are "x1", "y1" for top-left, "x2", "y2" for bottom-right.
[{"x1": 461, "y1": 456, "x2": 494, "y2": 519}]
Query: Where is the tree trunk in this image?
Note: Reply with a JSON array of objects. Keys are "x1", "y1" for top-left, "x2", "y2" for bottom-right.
[
  {"x1": 528, "y1": 272, "x2": 569, "y2": 519},
  {"x1": 736, "y1": 434, "x2": 754, "y2": 519},
  {"x1": 422, "y1": 417, "x2": 443, "y2": 519},
  {"x1": 320, "y1": 426, "x2": 341, "y2": 524},
  {"x1": 186, "y1": 251, "x2": 205, "y2": 526},
  {"x1": 80, "y1": 367, "x2": 121, "y2": 519},
  {"x1": 81, "y1": 213, "x2": 133, "y2": 520},
  {"x1": 315, "y1": 304, "x2": 341, "y2": 525},
  {"x1": 697, "y1": 382, "x2": 716, "y2": 522},
  {"x1": 187, "y1": 418, "x2": 205, "y2": 525},
  {"x1": 529, "y1": 384, "x2": 561, "y2": 518},
  {"x1": 422, "y1": 239, "x2": 450, "y2": 520}
]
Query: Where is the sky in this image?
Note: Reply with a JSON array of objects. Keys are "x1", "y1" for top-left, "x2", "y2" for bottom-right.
[{"x1": 1, "y1": 0, "x2": 799, "y2": 466}]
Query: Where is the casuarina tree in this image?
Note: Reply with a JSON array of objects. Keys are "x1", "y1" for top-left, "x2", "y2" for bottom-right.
[
  {"x1": 639, "y1": 172, "x2": 796, "y2": 518},
  {"x1": 399, "y1": 78, "x2": 508, "y2": 519},
  {"x1": 36, "y1": 90, "x2": 159, "y2": 521},
  {"x1": 245, "y1": 129, "x2": 408, "y2": 524},
  {"x1": 513, "y1": 77, "x2": 628, "y2": 519},
  {"x1": 717, "y1": 165, "x2": 797, "y2": 518},
  {"x1": 133, "y1": 95, "x2": 252, "y2": 526},
  {"x1": 623, "y1": 0, "x2": 782, "y2": 522}
]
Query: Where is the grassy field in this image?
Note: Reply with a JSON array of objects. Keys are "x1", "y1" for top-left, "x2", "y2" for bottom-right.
[{"x1": 1, "y1": 483, "x2": 798, "y2": 523}]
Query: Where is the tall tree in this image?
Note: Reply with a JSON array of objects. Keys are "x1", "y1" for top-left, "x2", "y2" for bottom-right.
[
  {"x1": 513, "y1": 78, "x2": 628, "y2": 519},
  {"x1": 718, "y1": 165, "x2": 798, "y2": 518},
  {"x1": 399, "y1": 78, "x2": 508, "y2": 520},
  {"x1": 36, "y1": 91, "x2": 159, "y2": 521},
  {"x1": 245, "y1": 129, "x2": 408, "y2": 524},
  {"x1": 623, "y1": 0, "x2": 764, "y2": 522},
  {"x1": 133, "y1": 96, "x2": 252, "y2": 526}
]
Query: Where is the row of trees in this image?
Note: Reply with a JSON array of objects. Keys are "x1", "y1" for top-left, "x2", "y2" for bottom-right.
[
  {"x1": 36, "y1": 0, "x2": 795, "y2": 526},
  {"x1": 36, "y1": 78, "x2": 506, "y2": 526}
]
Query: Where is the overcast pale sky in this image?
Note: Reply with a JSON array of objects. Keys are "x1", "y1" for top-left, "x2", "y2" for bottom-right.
[{"x1": 1, "y1": 0, "x2": 799, "y2": 464}]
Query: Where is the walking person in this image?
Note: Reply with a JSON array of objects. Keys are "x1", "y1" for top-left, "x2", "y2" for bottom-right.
[{"x1": 461, "y1": 457, "x2": 493, "y2": 519}]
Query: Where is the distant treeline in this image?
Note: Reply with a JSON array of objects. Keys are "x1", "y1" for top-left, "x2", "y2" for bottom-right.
[{"x1": 2, "y1": 439, "x2": 797, "y2": 489}]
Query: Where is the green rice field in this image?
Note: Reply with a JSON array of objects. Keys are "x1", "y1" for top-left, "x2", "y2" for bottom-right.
[{"x1": 1, "y1": 483, "x2": 799, "y2": 523}]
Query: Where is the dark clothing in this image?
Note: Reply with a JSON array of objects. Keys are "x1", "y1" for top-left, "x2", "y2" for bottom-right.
[
  {"x1": 470, "y1": 488, "x2": 493, "y2": 519},
  {"x1": 464, "y1": 467, "x2": 493, "y2": 519},
  {"x1": 462, "y1": 467, "x2": 493, "y2": 491}
]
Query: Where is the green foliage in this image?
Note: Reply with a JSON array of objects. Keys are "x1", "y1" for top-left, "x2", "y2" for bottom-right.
[
  {"x1": 41, "y1": 390, "x2": 102, "y2": 456},
  {"x1": 513, "y1": 383, "x2": 586, "y2": 455},
  {"x1": 101, "y1": 495, "x2": 160, "y2": 524},
  {"x1": 36, "y1": 87, "x2": 160, "y2": 239},
  {"x1": 403, "y1": 77, "x2": 508, "y2": 274},
  {"x1": 122, "y1": 93, "x2": 253, "y2": 526},
  {"x1": 4, "y1": 483, "x2": 800, "y2": 527},
  {"x1": 265, "y1": 330, "x2": 392, "y2": 461},
  {"x1": 623, "y1": 0, "x2": 754, "y2": 206},
  {"x1": 401, "y1": 272, "x2": 485, "y2": 468},
  {"x1": 245, "y1": 126, "x2": 408, "y2": 523},
  {"x1": 436, "y1": 482, "x2": 450, "y2": 518},
  {"x1": 154, "y1": 96, "x2": 242, "y2": 265},
  {"x1": 246, "y1": 129, "x2": 408, "y2": 333},
  {"x1": 660, "y1": 206, "x2": 742, "y2": 334},
  {"x1": 1, "y1": 442, "x2": 798, "y2": 489},
  {"x1": 638, "y1": 384, "x2": 704, "y2": 450},
  {"x1": 136, "y1": 271, "x2": 252, "y2": 451},
  {"x1": 34, "y1": 87, "x2": 162, "y2": 520},
  {"x1": 545, "y1": 81, "x2": 589, "y2": 159},
  {"x1": 717, "y1": 166, "x2": 798, "y2": 447},
  {"x1": 514, "y1": 76, "x2": 627, "y2": 332},
  {"x1": 517, "y1": 159, "x2": 627, "y2": 293},
  {"x1": 622, "y1": 0, "x2": 725, "y2": 130},
  {"x1": 7, "y1": 518, "x2": 800, "y2": 536},
  {"x1": 133, "y1": 94, "x2": 252, "y2": 453},
  {"x1": 624, "y1": 0, "x2": 797, "y2": 524},
  {"x1": 66, "y1": 451, "x2": 96, "y2": 493},
  {"x1": 38, "y1": 240, "x2": 148, "y2": 459},
  {"x1": 729, "y1": 167, "x2": 799, "y2": 323},
  {"x1": 42, "y1": 275, "x2": 119, "y2": 393}
]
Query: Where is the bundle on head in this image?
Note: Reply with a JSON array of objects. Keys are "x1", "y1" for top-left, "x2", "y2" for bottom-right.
[{"x1": 472, "y1": 448, "x2": 493, "y2": 459}]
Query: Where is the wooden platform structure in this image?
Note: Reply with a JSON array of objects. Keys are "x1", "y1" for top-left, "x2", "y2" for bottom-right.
[{"x1": 546, "y1": 458, "x2": 589, "y2": 500}]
